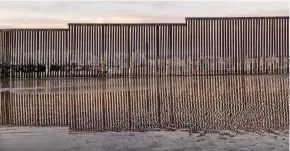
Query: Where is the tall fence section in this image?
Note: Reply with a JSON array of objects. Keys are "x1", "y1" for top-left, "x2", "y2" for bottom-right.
[{"x1": 0, "y1": 17, "x2": 289, "y2": 78}]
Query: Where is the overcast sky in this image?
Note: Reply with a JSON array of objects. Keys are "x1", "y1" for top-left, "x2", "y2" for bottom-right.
[{"x1": 0, "y1": 1, "x2": 288, "y2": 28}]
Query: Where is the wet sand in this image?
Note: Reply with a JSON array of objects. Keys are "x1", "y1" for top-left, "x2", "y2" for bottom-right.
[{"x1": 0, "y1": 127, "x2": 289, "y2": 151}]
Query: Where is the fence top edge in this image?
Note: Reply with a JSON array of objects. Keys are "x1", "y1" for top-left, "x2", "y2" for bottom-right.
[
  {"x1": 67, "y1": 23, "x2": 186, "y2": 26},
  {"x1": 185, "y1": 16, "x2": 290, "y2": 20},
  {"x1": 0, "y1": 29, "x2": 69, "y2": 31}
]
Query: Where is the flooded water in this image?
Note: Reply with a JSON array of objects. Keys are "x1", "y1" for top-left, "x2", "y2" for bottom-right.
[{"x1": 0, "y1": 75, "x2": 289, "y2": 151}]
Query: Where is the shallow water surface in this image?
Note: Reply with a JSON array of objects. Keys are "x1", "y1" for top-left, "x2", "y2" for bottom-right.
[
  {"x1": 0, "y1": 75, "x2": 288, "y2": 132},
  {"x1": 0, "y1": 75, "x2": 289, "y2": 150}
]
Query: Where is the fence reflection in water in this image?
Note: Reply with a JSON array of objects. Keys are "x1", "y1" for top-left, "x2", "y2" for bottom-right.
[{"x1": 0, "y1": 76, "x2": 288, "y2": 132}]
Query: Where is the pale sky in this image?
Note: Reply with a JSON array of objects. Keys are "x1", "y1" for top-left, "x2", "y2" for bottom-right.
[{"x1": 0, "y1": 1, "x2": 289, "y2": 28}]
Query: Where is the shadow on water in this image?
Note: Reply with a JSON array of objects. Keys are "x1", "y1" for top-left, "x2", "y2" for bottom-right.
[{"x1": 0, "y1": 75, "x2": 289, "y2": 132}]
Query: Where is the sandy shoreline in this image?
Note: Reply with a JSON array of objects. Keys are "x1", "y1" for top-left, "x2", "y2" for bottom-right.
[{"x1": 0, "y1": 127, "x2": 288, "y2": 151}]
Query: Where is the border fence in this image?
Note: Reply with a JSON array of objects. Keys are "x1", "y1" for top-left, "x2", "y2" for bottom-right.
[{"x1": 0, "y1": 16, "x2": 289, "y2": 78}]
